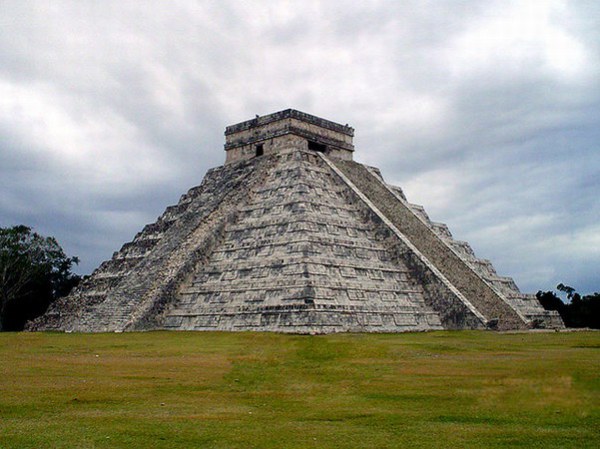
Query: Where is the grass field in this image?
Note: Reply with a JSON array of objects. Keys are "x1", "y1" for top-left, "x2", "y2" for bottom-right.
[{"x1": 0, "y1": 330, "x2": 598, "y2": 448}]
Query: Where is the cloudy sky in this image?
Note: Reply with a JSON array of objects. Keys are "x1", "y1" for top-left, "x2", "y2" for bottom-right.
[{"x1": 1, "y1": 0, "x2": 598, "y2": 295}]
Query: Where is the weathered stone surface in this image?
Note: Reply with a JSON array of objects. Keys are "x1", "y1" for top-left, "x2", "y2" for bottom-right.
[
  {"x1": 28, "y1": 109, "x2": 563, "y2": 333},
  {"x1": 225, "y1": 109, "x2": 354, "y2": 164},
  {"x1": 164, "y1": 149, "x2": 443, "y2": 333}
]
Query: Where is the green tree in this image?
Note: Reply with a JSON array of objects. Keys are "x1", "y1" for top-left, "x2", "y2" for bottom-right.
[
  {"x1": 556, "y1": 283, "x2": 580, "y2": 302},
  {"x1": 537, "y1": 284, "x2": 600, "y2": 329},
  {"x1": 0, "y1": 225, "x2": 80, "y2": 331}
]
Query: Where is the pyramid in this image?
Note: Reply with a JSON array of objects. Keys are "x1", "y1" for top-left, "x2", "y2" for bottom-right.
[{"x1": 29, "y1": 109, "x2": 563, "y2": 333}]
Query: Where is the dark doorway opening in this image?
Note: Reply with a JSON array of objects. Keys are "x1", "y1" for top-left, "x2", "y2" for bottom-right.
[
  {"x1": 308, "y1": 141, "x2": 327, "y2": 153},
  {"x1": 255, "y1": 144, "x2": 264, "y2": 157}
]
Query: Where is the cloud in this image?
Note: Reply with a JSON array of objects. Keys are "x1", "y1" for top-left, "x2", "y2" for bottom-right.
[
  {"x1": 443, "y1": 0, "x2": 590, "y2": 79},
  {"x1": 1, "y1": 0, "x2": 599, "y2": 294}
]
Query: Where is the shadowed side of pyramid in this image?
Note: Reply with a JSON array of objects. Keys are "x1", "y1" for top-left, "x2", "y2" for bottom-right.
[
  {"x1": 28, "y1": 109, "x2": 563, "y2": 333},
  {"x1": 327, "y1": 158, "x2": 563, "y2": 331}
]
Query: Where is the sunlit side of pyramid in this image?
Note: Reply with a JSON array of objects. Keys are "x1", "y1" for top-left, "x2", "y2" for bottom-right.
[{"x1": 29, "y1": 109, "x2": 563, "y2": 333}]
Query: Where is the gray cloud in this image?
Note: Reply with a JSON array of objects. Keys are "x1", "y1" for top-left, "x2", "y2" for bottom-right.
[{"x1": 1, "y1": 0, "x2": 598, "y2": 294}]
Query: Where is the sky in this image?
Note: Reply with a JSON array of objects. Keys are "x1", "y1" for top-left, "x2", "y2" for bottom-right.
[{"x1": 1, "y1": 0, "x2": 598, "y2": 295}]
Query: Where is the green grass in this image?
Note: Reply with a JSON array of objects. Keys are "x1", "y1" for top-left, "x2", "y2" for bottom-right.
[{"x1": 0, "y1": 331, "x2": 598, "y2": 448}]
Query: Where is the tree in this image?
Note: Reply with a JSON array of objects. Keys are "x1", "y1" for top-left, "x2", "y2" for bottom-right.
[
  {"x1": 556, "y1": 283, "x2": 581, "y2": 302},
  {"x1": 537, "y1": 284, "x2": 600, "y2": 329},
  {"x1": 536, "y1": 290, "x2": 566, "y2": 316},
  {"x1": 0, "y1": 226, "x2": 80, "y2": 331}
]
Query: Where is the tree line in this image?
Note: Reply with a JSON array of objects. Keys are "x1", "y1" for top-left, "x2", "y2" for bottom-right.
[
  {"x1": 0, "y1": 225, "x2": 598, "y2": 330},
  {"x1": 0, "y1": 226, "x2": 80, "y2": 331},
  {"x1": 536, "y1": 284, "x2": 600, "y2": 329}
]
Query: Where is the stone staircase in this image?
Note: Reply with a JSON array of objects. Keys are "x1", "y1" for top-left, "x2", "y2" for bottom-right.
[
  {"x1": 329, "y1": 158, "x2": 562, "y2": 330},
  {"x1": 402, "y1": 201, "x2": 562, "y2": 327}
]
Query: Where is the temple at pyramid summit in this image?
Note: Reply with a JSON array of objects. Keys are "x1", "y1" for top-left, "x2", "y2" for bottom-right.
[{"x1": 29, "y1": 109, "x2": 563, "y2": 333}]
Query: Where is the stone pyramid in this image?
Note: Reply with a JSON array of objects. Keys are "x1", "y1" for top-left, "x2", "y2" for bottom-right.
[{"x1": 30, "y1": 109, "x2": 563, "y2": 333}]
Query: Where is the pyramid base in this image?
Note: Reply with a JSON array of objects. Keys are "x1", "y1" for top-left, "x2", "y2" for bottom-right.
[{"x1": 161, "y1": 304, "x2": 449, "y2": 334}]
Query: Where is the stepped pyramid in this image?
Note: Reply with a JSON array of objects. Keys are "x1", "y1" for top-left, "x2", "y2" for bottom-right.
[{"x1": 29, "y1": 109, "x2": 563, "y2": 333}]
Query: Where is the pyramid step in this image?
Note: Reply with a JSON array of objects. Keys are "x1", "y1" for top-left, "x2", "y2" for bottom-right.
[
  {"x1": 448, "y1": 240, "x2": 476, "y2": 258},
  {"x1": 486, "y1": 276, "x2": 521, "y2": 296},
  {"x1": 408, "y1": 204, "x2": 431, "y2": 224},
  {"x1": 430, "y1": 222, "x2": 453, "y2": 240},
  {"x1": 388, "y1": 185, "x2": 407, "y2": 200},
  {"x1": 466, "y1": 258, "x2": 498, "y2": 278}
]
